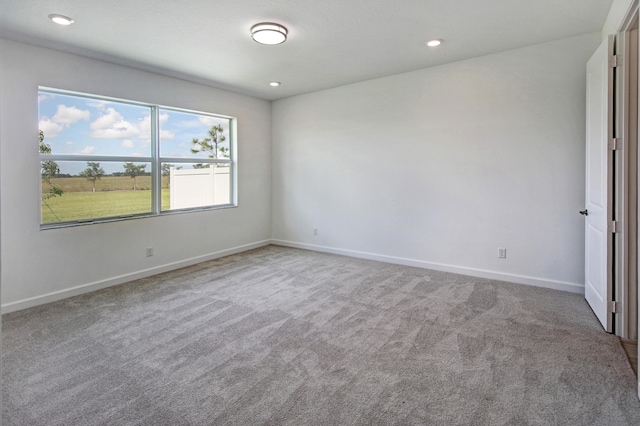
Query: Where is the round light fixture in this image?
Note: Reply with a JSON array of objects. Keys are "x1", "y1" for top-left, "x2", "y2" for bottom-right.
[
  {"x1": 269, "y1": 81, "x2": 281, "y2": 87},
  {"x1": 48, "y1": 14, "x2": 74, "y2": 26},
  {"x1": 251, "y1": 23, "x2": 288, "y2": 45},
  {"x1": 426, "y1": 39, "x2": 442, "y2": 47}
]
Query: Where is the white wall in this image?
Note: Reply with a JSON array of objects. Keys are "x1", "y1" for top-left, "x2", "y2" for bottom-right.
[
  {"x1": 0, "y1": 39, "x2": 272, "y2": 311},
  {"x1": 272, "y1": 33, "x2": 601, "y2": 293}
]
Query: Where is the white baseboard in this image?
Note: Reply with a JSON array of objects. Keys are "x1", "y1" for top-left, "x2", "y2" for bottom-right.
[
  {"x1": 1, "y1": 240, "x2": 271, "y2": 314},
  {"x1": 3, "y1": 238, "x2": 584, "y2": 314},
  {"x1": 271, "y1": 239, "x2": 585, "y2": 295}
]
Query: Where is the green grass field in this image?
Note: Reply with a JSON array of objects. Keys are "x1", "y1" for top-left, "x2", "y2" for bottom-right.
[
  {"x1": 41, "y1": 176, "x2": 172, "y2": 223},
  {"x1": 42, "y1": 189, "x2": 171, "y2": 223}
]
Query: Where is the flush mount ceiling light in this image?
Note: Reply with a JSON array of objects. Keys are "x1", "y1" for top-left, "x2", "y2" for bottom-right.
[
  {"x1": 269, "y1": 81, "x2": 281, "y2": 87},
  {"x1": 251, "y1": 22, "x2": 288, "y2": 45},
  {"x1": 48, "y1": 14, "x2": 74, "y2": 26},
  {"x1": 426, "y1": 39, "x2": 442, "y2": 47}
]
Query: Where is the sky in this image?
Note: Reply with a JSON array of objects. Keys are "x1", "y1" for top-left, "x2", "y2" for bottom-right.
[{"x1": 38, "y1": 91, "x2": 231, "y2": 175}]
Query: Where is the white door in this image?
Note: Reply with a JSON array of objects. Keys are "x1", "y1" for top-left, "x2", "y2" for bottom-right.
[{"x1": 585, "y1": 35, "x2": 615, "y2": 332}]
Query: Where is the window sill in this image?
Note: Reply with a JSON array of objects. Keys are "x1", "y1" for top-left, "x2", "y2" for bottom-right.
[{"x1": 40, "y1": 203, "x2": 237, "y2": 230}]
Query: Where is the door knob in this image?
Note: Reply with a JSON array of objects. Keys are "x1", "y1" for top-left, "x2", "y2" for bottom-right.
[{"x1": 579, "y1": 210, "x2": 589, "y2": 216}]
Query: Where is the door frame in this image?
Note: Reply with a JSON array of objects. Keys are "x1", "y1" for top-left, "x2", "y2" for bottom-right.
[{"x1": 614, "y1": 0, "x2": 639, "y2": 340}]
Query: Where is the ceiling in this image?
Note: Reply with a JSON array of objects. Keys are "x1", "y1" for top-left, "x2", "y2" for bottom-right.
[{"x1": 0, "y1": 0, "x2": 613, "y2": 101}]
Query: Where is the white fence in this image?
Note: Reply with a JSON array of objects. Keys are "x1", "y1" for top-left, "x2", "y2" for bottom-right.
[{"x1": 169, "y1": 165, "x2": 230, "y2": 209}]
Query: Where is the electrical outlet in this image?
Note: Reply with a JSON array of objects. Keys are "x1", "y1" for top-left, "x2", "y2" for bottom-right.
[
  {"x1": 146, "y1": 247, "x2": 154, "y2": 257},
  {"x1": 313, "y1": 228, "x2": 318, "y2": 236},
  {"x1": 498, "y1": 248, "x2": 506, "y2": 259}
]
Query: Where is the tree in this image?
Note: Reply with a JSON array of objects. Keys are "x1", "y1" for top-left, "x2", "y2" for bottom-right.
[
  {"x1": 190, "y1": 124, "x2": 229, "y2": 159},
  {"x1": 192, "y1": 163, "x2": 209, "y2": 169},
  {"x1": 79, "y1": 162, "x2": 105, "y2": 192},
  {"x1": 162, "y1": 163, "x2": 181, "y2": 176},
  {"x1": 39, "y1": 130, "x2": 63, "y2": 200},
  {"x1": 123, "y1": 163, "x2": 147, "y2": 190}
]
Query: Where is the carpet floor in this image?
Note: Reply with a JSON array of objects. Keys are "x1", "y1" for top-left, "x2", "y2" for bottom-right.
[{"x1": 3, "y1": 245, "x2": 640, "y2": 425}]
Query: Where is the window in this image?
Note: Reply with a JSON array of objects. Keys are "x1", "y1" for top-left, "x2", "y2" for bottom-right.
[{"x1": 38, "y1": 88, "x2": 235, "y2": 227}]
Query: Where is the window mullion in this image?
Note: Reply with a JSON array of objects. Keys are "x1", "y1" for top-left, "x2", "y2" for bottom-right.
[{"x1": 151, "y1": 106, "x2": 160, "y2": 214}]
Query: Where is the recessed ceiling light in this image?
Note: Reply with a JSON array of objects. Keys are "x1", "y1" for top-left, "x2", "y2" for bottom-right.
[
  {"x1": 426, "y1": 39, "x2": 442, "y2": 47},
  {"x1": 48, "y1": 14, "x2": 74, "y2": 26},
  {"x1": 251, "y1": 23, "x2": 288, "y2": 45},
  {"x1": 269, "y1": 81, "x2": 281, "y2": 87}
]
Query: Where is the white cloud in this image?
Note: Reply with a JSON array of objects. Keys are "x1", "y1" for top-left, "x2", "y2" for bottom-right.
[
  {"x1": 198, "y1": 116, "x2": 219, "y2": 127},
  {"x1": 90, "y1": 108, "x2": 123, "y2": 130},
  {"x1": 38, "y1": 117, "x2": 64, "y2": 138},
  {"x1": 138, "y1": 115, "x2": 152, "y2": 140},
  {"x1": 38, "y1": 94, "x2": 52, "y2": 104},
  {"x1": 39, "y1": 104, "x2": 90, "y2": 138},
  {"x1": 92, "y1": 123, "x2": 140, "y2": 139},
  {"x1": 52, "y1": 104, "x2": 90, "y2": 125},
  {"x1": 80, "y1": 146, "x2": 96, "y2": 154},
  {"x1": 86, "y1": 100, "x2": 110, "y2": 110},
  {"x1": 66, "y1": 141, "x2": 75, "y2": 146},
  {"x1": 90, "y1": 108, "x2": 141, "y2": 139},
  {"x1": 159, "y1": 113, "x2": 175, "y2": 140},
  {"x1": 137, "y1": 113, "x2": 175, "y2": 141},
  {"x1": 122, "y1": 139, "x2": 135, "y2": 148},
  {"x1": 160, "y1": 129, "x2": 175, "y2": 140},
  {"x1": 91, "y1": 110, "x2": 173, "y2": 141}
]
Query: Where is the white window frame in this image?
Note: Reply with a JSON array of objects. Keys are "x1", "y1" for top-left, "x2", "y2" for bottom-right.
[{"x1": 39, "y1": 87, "x2": 237, "y2": 228}]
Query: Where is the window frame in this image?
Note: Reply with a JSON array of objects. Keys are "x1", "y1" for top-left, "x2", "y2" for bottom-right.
[{"x1": 38, "y1": 87, "x2": 237, "y2": 229}]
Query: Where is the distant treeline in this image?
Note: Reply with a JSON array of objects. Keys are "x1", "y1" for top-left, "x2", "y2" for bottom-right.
[{"x1": 51, "y1": 172, "x2": 154, "y2": 178}]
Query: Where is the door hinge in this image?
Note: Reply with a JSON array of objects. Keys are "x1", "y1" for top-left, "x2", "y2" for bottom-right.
[
  {"x1": 608, "y1": 301, "x2": 619, "y2": 314},
  {"x1": 609, "y1": 54, "x2": 621, "y2": 67},
  {"x1": 608, "y1": 221, "x2": 621, "y2": 233},
  {"x1": 608, "y1": 138, "x2": 623, "y2": 150}
]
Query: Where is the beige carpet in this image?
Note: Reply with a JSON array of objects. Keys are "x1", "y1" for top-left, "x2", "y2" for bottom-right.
[{"x1": 3, "y1": 245, "x2": 639, "y2": 425}]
